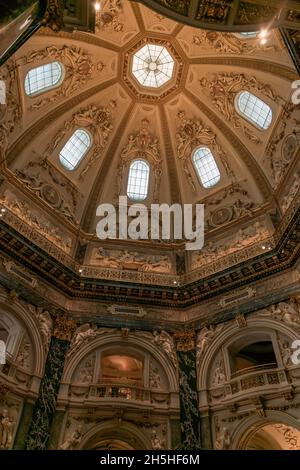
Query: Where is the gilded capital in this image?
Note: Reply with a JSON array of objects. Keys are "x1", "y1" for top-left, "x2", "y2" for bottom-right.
[
  {"x1": 174, "y1": 331, "x2": 196, "y2": 352},
  {"x1": 53, "y1": 316, "x2": 77, "y2": 341}
]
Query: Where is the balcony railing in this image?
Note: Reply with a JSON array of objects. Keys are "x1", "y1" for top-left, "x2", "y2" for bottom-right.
[
  {"x1": 68, "y1": 382, "x2": 171, "y2": 405},
  {"x1": 231, "y1": 363, "x2": 278, "y2": 378}
]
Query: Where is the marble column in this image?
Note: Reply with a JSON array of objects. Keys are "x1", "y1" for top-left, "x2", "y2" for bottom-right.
[
  {"x1": 174, "y1": 331, "x2": 201, "y2": 450},
  {"x1": 13, "y1": 402, "x2": 34, "y2": 450},
  {"x1": 25, "y1": 317, "x2": 76, "y2": 450}
]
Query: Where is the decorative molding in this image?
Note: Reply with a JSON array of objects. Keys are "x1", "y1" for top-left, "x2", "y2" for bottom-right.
[
  {"x1": 199, "y1": 72, "x2": 283, "y2": 145},
  {"x1": 53, "y1": 316, "x2": 77, "y2": 341},
  {"x1": 193, "y1": 31, "x2": 278, "y2": 55},
  {"x1": 176, "y1": 109, "x2": 235, "y2": 192},
  {"x1": 15, "y1": 156, "x2": 80, "y2": 226},
  {"x1": 116, "y1": 118, "x2": 162, "y2": 202},
  {"x1": 45, "y1": 101, "x2": 117, "y2": 180},
  {"x1": 18, "y1": 45, "x2": 105, "y2": 111},
  {"x1": 174, "y1": 330, "x2": 196, "y2": 352}
]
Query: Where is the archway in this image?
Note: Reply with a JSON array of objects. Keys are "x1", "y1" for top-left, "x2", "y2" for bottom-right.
[{"x1": 245, "y1": 423, "x2": 300, "y2": 450}]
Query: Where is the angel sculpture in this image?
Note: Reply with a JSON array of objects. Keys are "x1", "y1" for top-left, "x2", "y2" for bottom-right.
[
  {"x1": 153, "y1": 331, "x2": 177, "y2": 368},
  {"x1": 71, "y1": 324, "x2": 98, "y2": 351},
  {"x1": 270, "y1": 303, "x2": 300, "y2": 327}
]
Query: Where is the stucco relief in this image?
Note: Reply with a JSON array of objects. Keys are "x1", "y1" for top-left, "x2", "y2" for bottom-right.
[
  {"x1": 45, "y1": 101, "x2": 117, "y2": 180},
  {"x1": 176, "y1": 110, "x2": 235, "y2": 192},
  {"x1": 201, "y1": 182, "x2": 258, "y2": 231},
  {"x1": 0, "y1": 190, "x2": 72, "y2": 253},
  {"x1": 115, "y1": 118, "x2": 162, "y2": 203},
  {"x1": 15, "y1": 156, "x2": 80, "y2": 226},
  {"x1": 199, "y1": 72, "x2": 282, "y2": 145},
  {"x1": 18, "y1": 45, "x2": 105, "y2": 111},
  {"x1": 67, "y1": 325, "x2": 114, "y2": 358},
  {"x1": 0, "y1": 59, "x2": 22, "y2": 160},
  {"x1": 91, "y1": 247, "x2": 172, "y2": 274},
  {"x1": 265, "y1": 103, "x2": 298, "y2": 186},
  {"x1": 95, "y1": 0, "x2": 124, "y2": 33},
  {"x1": 192, "y1": 31, "x2": 277, "y2": 55},
  {"x1": 281, "y1": 170, "x2": 300, "y2": 214},
  {"x1": 191, "y1": 219, "x2": 270, "y2": 270},
  {"x1": 0, "y1": 399, "x2": 20, "y2": 450}
]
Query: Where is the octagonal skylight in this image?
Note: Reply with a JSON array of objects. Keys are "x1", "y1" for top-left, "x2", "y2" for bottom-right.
[{"x1": 132, "y1": 44, "x2": 174, "y2": 88}]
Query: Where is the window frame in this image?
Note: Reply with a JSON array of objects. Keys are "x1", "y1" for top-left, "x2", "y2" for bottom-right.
[
  {"x1": 24, "y1": 61, "x2": 64, "y2": 97},
  {"x1": 235, "y1": 32, "x2": 258, "y2": 39},
  {"x1": 126, "y1": 158, "x2": 151, "y2": 202},
  {"x1": 235, "y1": 91, "x2": 273, "y2": 131},
  {"x1": 59, "y1": 128, "x2": 92, "y2": 172},
  {"x1": 192, "y1": 146, "x2": 221, "y2": 189}
]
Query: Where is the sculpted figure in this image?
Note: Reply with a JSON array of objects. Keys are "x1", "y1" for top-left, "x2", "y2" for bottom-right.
[
  {"x1": 60, "y1": 426, "x2": 83, "y2": 450},
  {"x1": 215, "y1": 427, "x2": 230, "y2": 450},
  {"x1": 151, "y1": 430, "x2": 165, "y2": 450},
  {"x1": 72, "y1": 324, "x2": 98, "y2": 350}
]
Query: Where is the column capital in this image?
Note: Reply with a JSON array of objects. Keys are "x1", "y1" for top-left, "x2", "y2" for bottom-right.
[
  {"x1": 53, "y1": 316, "x2": 77, "y2": 341},
  {"x1": 174, "y1": 330, "x2": 196, "y2": 352}
]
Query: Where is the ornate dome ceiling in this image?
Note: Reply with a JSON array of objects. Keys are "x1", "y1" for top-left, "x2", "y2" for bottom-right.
[{"x1": 0, "y1": 0, "x2": 299, "y2": 307}]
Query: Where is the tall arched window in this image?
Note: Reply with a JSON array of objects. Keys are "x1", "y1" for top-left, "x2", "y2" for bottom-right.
[
  {"x1": 237, "y1": 91, "x2": 273, "y2": 130},
  {"x1": 24, "y1": 62, "x2": 63, "y2": 96},
  {"x1": 192, "y1": 147, "x2": 221, "y2": 189},
  {"x1": 127, "y1": 160, "x2": 150, "y2": 201},
  {"x1": 59, "y1": 129, "x2": 91, "y2": 171}
]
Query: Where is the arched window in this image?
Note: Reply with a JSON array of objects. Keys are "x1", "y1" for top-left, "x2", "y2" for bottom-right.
[
  {"x1": 127, "y1": 160, "x2": 150, "y2": 201},
  {"x1": 192, "y1": 147, "x2": 221, "y2": 188},
  {"x1": 24, "y1": 61, "x2": 63, "y2": 96},
  {"x1": 59, "y1": 129, "x2": 91, "y2": 171},
  {"x1": 237, "y1": 91, "x2": 273, "y2": 130},
  {"x1": 237, "y1": 32, "x2": 258, "y2": 38}
]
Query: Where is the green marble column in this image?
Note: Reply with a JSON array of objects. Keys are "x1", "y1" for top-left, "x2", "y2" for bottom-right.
[
  {"x1": 174, "y1": 331, "x2": 201, "y2": 450},
  {"x1": 25, "y1": 317, "x2": 76, "y2": 450},
  {"x1": 200, "y1": 414, "x2": 213, "y2": 450},
  {"x1": 47, "y1": 410, "x2": 66, "y2": 450},
  {"x1": 170, "y1": 419, "x2": 182, "y2": 450},
  {"x1": 13, "y1": 401, "x2": 34, "y2": 449}
]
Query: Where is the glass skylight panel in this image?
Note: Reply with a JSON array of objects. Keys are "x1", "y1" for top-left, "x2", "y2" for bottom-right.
[
  {"x1": 59, "y1": 129, "x2": 91, "y2": 171},
  {"x1": 24, "y1": 62, "x2": 63, "y2": 96},
  {"x1": 127, "y1": 160, "x2": 150, "y2": 201},
  {"x1": 192, "y1": 147, "x2": 221, "y2": 189},
  {"x1": 132, "y1": 44, "x2": 174, "y2": 88},
  {"x1": 237, "y1": 91, "x2": 273, "y2": 130}
]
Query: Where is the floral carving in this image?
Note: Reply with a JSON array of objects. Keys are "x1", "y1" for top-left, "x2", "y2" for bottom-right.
[
  {"x1": 95, "y1": 0, "x2": 124, "y2": 33},
  {"x1": 0, "y1": 191, "x2": 72, "y2": 253},
  {"x1": 192, "y1": 219, "x2": 270, "y2": 269},
  {"x1": 264, "y1": 103, "x2": 298, "y2": 186},
  {"x1": 0, "y1": 60, "x2": 22, "y2": 160},
  {"x1": 176, "y1": 110, "x2": 235, "y2": 191},
  {"x1": 199, "y1": 72, "x2": 281, "y2": 144},
  {"x1": 46, "y1": 101, "x2": 117, "y2": 179},
  {"x1": 116, "y1": 119, "x2": 162, "y2": 202},
  {"x1": 193, "y1": 31, "x2": 277, "y2": 55},
  {"x1": 92, "y1": 248, "x2": 172, "y2": 273},
  {"x1": 19, "y1": 45, "x2": 105, "y2": 111},
  {"x1": 15, "y1": 156, "x2": 80, "y2": 226}
]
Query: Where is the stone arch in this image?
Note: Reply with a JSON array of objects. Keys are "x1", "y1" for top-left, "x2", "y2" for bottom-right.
[
  {"x1": 78, "y1": 420, "x2": 151, "y2": 450},
  {"x1": 0, "y1": 291, "x2": 46, "y2": 377},
  {"x1": 62, "y1": 331, "x2": 178, "y2": 392},
  {"x1": 198, "y1": 316, "x2": 300, "y2": 390},
  {"x1": 231, "y1": 410, "x2": 300, "y2": 450}
]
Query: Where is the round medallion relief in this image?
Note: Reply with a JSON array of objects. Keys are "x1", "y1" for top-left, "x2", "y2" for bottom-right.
[
  {"x1": 210, "y1": 206, "x2": 233, "y2": 227},
  {"x1": 282, "y1": 134, "x2": 297, "y2": 162},
  {"x1": 41, "y1": 184, "x2": 61, "y2": 208}
]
